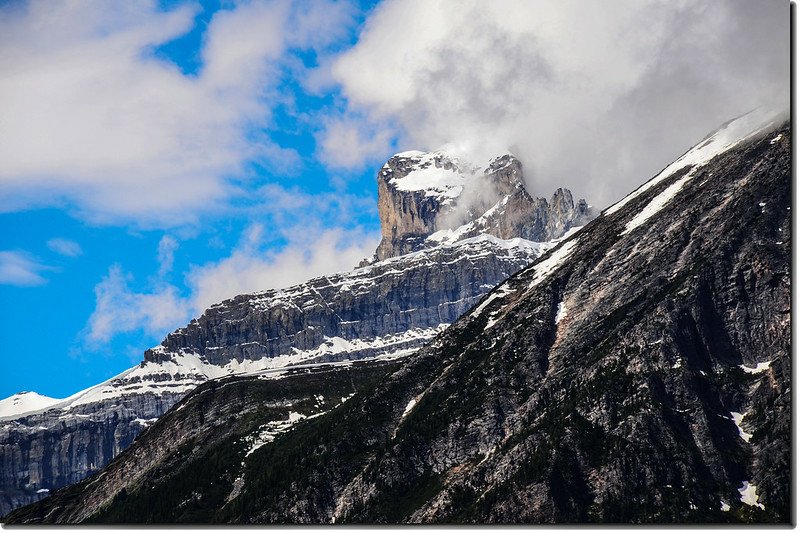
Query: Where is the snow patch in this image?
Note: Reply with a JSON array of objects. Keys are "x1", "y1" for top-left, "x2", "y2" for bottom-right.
[
  {"x1": 738, "y1": 481, "x2": 765, "y2": 510},
  {"x1": 719, "y1": 500, "x2": 730, "y2": 512},
  {"x1": 388, "y1": 151, "x2": 468, "y2": 200},
  {"x1": 605, "y1": 107, "x2": 785, "y2": 217},
  {"x1": 729, "y1": 412, "x2": 753, "y2": 443},
  {"x1": 471, "y1": 284, "x2": 515, "y2": 320},
  {"x1": 527, "y1": 239, "x2": 579, "y2": 290},
  {"x1": 555, "y1": 301, "x2": 567, "y2": 324},
  {"x1": 621, "y1": 173, "x2": 693, "y2": 235},
  {"x1": 244, "y1": 411, "x2": 309, "y2": 457},
  {"x1": 401, "y1": 398, "x2": 417, "y2": 420},
  {"x1": 740, "y1": 361, "x2": 771, "y2": 374}
]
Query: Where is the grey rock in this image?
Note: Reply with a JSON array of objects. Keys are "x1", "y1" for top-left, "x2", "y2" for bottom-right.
[
  {"x1": 373, "y1": 151, "x2": 593, "y2": 261},
  {"x1": 1, "y1": 150, "x2": 589, "y2": 515},
  {"x1": 7, "y1": 113, "x2": 787, "y2": 524}
]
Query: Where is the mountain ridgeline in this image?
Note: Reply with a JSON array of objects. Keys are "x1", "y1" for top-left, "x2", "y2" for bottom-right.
[
  {"x1": 5, "y1": 113, "x2": 790, "y2": 523},
  {"x1": 0, "y1": 151, "x2": 590, "y2": 516}
]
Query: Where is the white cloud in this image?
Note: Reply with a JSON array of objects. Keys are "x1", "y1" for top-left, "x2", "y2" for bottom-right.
[
  {"x1": 85, "y1": 265, "x2": 191, "y2": 344},
  {"x1": 0, "y1": 251, "x2": 52, "y2": 286},
  {"x1": 0, "y1": 0, "x2": 355, "y2": 227},
  {"x1": 316, "y1": 114, "x2": 395, "y2": 169},
  {"x1": 83, "y1": 217, "x2": 379, "y2": 346},
  {"x1": 187, "y1": 224, "x2": 378, "y2": 312},
  {"x1": 327, "y1": 0, "x2": 789, "y2": 207},
  {"x1": 47, "y1": 238, "x2": 83, "y2": 257},
  {"x1": 157, "y1": 235, "x2": 179, "y2": 277}
]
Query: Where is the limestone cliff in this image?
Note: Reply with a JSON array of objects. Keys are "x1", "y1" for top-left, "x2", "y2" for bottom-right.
[{"x1": 373, "y1": 151, "x2": 593, "y2": 261}]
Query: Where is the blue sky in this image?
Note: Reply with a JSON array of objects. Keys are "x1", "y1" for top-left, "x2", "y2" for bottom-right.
[{"x1": 0, "y1": 0, "x2": 788, "y2": 399}]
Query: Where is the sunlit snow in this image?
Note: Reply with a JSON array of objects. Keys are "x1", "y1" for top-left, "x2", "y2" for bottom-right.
[
  {"x1": 0, "y1": 392, "x2": 60, "y2": 419},
  {"x1": 740, "y1": 361, "x2": 771, "y2": 374},
  {"x1": 738, "y1": 481, "x2": 765, "y2": 510},
  {"x1": 387, "y1": 151, "x2": 471, "y2": 200},
  {"x1": 527, "y1": 239, "x2": 579, "y2": 290},
  {"x1": 555, "y1": 301, "x2": 567, "y2": 324},
  {"x1": 621, "y1": 173, "x2": 693, "y2": 234},
  {"x1": 729, "y1": 411, "x2": 753, "y2": 443},
  {"x1": 401, "y1": 398, "x2": 417, "y2": 420}
]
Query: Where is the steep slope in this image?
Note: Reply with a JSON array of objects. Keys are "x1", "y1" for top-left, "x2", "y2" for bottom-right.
[
  {"x1": 0, "y1": 235, "x2": 543, "y2": 516},
  {"x1": 7, "y1": 359, "x2": 401, "y2": 524},
  {"x1": 7, "y1": 110, "x2": 787, "y2": 524},
  {"x1": 0, "y1": 149, "x2": 590, "y2": 515}
]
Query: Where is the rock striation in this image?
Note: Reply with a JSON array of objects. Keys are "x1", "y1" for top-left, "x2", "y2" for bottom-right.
[
  {"x1": 6, "y1": 110, "x2": 788, "y2": 524},
  {"x1": 0, "y1": 149, "x2": 592, "y2": 516}
]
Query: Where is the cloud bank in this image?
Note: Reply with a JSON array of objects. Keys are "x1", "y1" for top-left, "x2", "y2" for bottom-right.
[{"x1": 327, "y1": 0, "x2": 789, "y2": 206}]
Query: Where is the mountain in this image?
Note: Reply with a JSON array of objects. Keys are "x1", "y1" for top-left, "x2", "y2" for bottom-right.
[
  {"x1": 0, "y1": 151, "x2": 590, "y2": 516},
  {"x1": 373, "y1": 151, "x2": 593, "y2": 261},
  {"x1": 5, "y1": 110, "x2": 788, "y2": 524}
]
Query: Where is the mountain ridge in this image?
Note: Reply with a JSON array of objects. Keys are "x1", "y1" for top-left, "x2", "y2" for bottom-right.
[
  {"x1": 0, "y1": 148, "x2": 591, "y2": 515},
  {"x1": 5, "y1": 109, "x2": 789, "y2": 524}
]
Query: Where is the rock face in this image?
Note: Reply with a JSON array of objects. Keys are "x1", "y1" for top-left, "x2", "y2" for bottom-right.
[
  {"x1": 0, "y1": 237, "x2": 545, "y2": 517},
  {"x1": 7, "y1": 111, "x2": 788, "y2": 524},
  {"x1": 373, "y1": 151, "x2": 593, "y2": 261},
  {"x1": 0, "y1": 393, "x2": 179, "y2": 516},
  {"x1": 6, "y1": 359, "x2": 402, "y2": 524},
  {"x1": 0, "y1": 150, "x2": 591, "y2": 516},
  {"x1": 147, "y1": 236, "x2": 548, "y2": 368}
]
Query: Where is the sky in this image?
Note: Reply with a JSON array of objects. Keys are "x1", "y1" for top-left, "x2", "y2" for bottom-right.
[{"x1": 0, "y1": 0, "x2": 790, "y2": 399}]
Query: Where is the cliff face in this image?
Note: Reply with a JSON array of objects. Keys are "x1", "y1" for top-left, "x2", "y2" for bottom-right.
[
  {"x1": 8, "y1": 112, "x2": 787, "y2": 524},
  {"x1": 373, "y1": 151, "x2": 593, "y2": 261},
  {"x1": 146, "y1": 236, "x2": 547, "y2": 367},
  {"x1": 0, "y1": 236, "x2": 546, "y2": 517},
  {"x1": 0, "y1": 392, "x2": 179, "y2": 515},
  {"x1": 1, "y1": 151, "x2": 589, "y2": 515}
]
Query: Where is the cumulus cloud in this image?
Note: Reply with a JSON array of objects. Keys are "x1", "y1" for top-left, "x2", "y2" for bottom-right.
[
  {"x1": 0, "y1": 251, "x2": 53, "y2": 286},
  {"x1": 157, "y1": 235, "x2": 179, "y2": 277},
  {"x1": 46, "y1": 238, "x2": 83, "y2": 258},
  {"x1": 86, "y1": 265, "x2": 192, "y2": 344},
  {"x1": 316, "y1": 114, "x2": 395, "y2": 169},
  {"x1": 0, "y1": 0, "x2": 356, "y2": 226},
  {"x1": 187, "y1": 223, "x2": 378, "y2": 312},
  {"x1": 84, "y1": 214, "x2": 378, "y2": 346},
  {"x1": 327, "y1": 0, "x2": 789, "y2": 207}
]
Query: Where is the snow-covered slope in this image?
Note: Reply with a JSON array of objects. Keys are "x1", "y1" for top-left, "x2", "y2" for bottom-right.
[
  {"x1": 386, "y1": 151, "x2": 476, "y2": 202},
  {"x1": 0, "y1": 393, "x2": 60, "y2": 419},
  {"x1": 605, "y1": 106, "x2": 788, "y2": 218}
]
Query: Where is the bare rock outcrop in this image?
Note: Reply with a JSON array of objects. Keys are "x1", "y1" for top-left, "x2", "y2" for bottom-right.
[{"x1": 373, "y1": 151, "x2": 593, "y2": 261}]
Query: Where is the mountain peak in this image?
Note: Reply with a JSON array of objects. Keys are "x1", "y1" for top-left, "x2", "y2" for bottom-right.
[
  {"x1": 373, "y1": 150, "x2": 593, "y2": 261},
  {"x1": 0, "y1": 391, "x2": 60, "y2": 419}
]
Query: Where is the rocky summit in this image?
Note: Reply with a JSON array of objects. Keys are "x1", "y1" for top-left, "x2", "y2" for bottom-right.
[
  {"x1": 373, "y1": 151, "x2": 593, "y2": 261},
  {"x1": 0, "y1": 149, "x2": 590, "y2": 516},
  {"x1": 5, "y1": 110, "x2": 789, "y2": 524}
]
